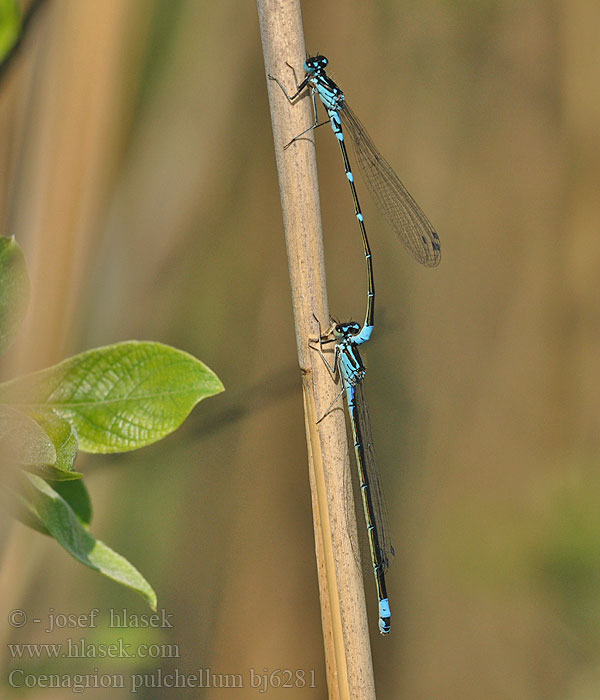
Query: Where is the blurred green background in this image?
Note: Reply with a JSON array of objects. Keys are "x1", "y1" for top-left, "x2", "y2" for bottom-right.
[{"x1": 1, "y1": 0, "x2": 599, "y2": 698}]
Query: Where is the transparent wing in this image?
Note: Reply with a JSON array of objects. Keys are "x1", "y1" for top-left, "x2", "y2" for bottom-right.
[
  {"x1": 340, "y1": 101, "x2": 441, "y2": 267},
  {"x1": 354, "y1": 379, "x2": 394, "y2": 573}
]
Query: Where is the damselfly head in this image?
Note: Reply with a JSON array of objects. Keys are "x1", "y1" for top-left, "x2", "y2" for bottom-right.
[
  {"x1": 333, "y1": 321, "x2": 361, "y2": 339},
  {"x1": 304, "y1": 55, "x2": 328, "y2": 74}
]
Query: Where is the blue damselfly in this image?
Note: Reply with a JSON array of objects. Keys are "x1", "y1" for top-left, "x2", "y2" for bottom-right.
[
  {"x1": 269, "y1": 54, "x2": 441, "y2": 289},
  {"x1": 312, "y1": 314, "x2": 393, "y2": 635},
  {"x1": 269, "y1": 54, "x2": 441, "y2": 635}
]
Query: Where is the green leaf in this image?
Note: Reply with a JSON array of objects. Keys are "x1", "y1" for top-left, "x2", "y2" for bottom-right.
[
  {"x1": 34, "y1": 463, "x2": 83, "y2": 482},
  {"x1": 0, "y1": 341, "x2": 224, "y2": 453},
  {"x1": 0, "y1": 407, "x2": 80, "y2": 477},
  {"x1": 0, "y1": 236, "x2": 30, "y2": 355},
  {"x1": 0, "y1": 0, "x2": 21, "y2": 62},
  {"x1": 29, "y1": 411, "x2": 80, "y2": 479},
  {"x1": 21, "y1": 472, "x2": 156, "y2": 609},
  {"x1": 12, "y1": 488, "x2": 50, "y2": 535},
  {"x1": 0, "y1": 405, "x2": 55, "y2": 467},
  {"x1": 11, "y1": 476, "x2": 91, "y2": 536},
  {"x1": 51, "y1": 479, "x2": 92, "y2": 527}
]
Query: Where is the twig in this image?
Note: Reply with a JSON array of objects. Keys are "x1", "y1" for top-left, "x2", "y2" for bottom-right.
[{"x1": 257, "y1": 1, "x2": 377, "y2": 698}]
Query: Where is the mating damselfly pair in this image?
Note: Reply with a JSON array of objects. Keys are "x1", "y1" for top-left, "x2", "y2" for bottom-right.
[{"x1": 269, "y1": 55, "x2": 440, "y2": 635}]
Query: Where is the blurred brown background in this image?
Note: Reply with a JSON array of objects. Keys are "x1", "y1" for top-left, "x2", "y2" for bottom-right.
[{"x1": 1, "y1": 0, "x2": 599, "y2": 698}]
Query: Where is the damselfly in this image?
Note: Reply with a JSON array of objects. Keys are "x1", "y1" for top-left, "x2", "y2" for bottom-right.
[
  {"x1": 268, "y1": 54, "x2": 441, "y2": 279},
  {"x1": 269, "y1": 54, "x2": 441, "y2": 635},
  {"x1": 311, "y1": 314, "x2": 393, "y2": 635}
]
